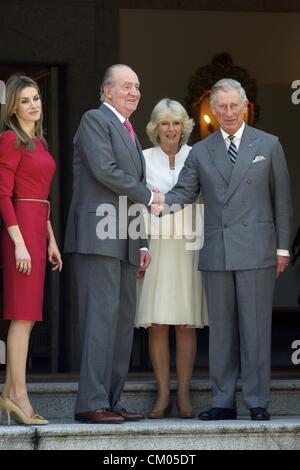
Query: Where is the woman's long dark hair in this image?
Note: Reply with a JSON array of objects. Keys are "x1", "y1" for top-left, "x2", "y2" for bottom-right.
[{"x1": 0, "y1": 74, "x2": 47, "y2": 151}]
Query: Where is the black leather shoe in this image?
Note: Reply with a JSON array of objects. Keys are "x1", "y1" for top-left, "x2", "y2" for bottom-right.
[
  {"x1": 250, "y1": 407, "x2": 270, "y2": 421},
  {"x1": 199, "y1": 407, "x2": 237, "y2": 421}
]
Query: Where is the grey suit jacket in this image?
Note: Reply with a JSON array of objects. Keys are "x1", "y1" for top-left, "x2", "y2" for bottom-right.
[
  {"x1": 64, "y1": 104, "x2": 151, "y2": 266},
  {"x1": 165, "y1": 125, "x2": 292, "y2": 271}
]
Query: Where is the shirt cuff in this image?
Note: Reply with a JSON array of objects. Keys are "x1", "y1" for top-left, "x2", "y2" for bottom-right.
[
  {"x1": 148, "y1": 191, "x2": 153, "y2": 206},
  {"x1": 277, "y1": 249, "x2": 289, "y2": 256},
  {"x1": 139, "y1": 247, "x2": 149, "y2": 252}
]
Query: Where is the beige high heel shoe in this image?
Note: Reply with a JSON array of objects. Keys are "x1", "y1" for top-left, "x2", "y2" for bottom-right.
[
  {"x1": 176, "y1": 401, "x2": 195, "y2": 419},
  {"x1": 0, "y1": 396, "x2": 48, "y2": 425},
  {"x1": 148, "y1": 401, "x2": 173, "y2": 419}
]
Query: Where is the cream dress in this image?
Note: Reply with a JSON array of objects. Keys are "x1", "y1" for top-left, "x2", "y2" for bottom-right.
[{"x1": 135, "y1": 145, "x2": 208, "y2": 328}]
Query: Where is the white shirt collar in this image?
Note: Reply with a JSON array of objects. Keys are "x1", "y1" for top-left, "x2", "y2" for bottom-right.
[
  {"x1": 103, "y1": 102, "x2": 126, "y2": 123},
  {"x1": 220, "y1": 121, "x2": 245, "y2": 141}
]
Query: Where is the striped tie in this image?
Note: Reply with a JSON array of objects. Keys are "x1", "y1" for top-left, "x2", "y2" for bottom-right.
[{"x1": 228, "y1": 135, "x2": 237, "y2": 166}]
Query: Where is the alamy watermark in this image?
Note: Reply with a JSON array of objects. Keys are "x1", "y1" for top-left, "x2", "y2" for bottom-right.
[
  {"x1": 291, "y1": 80, "x2": 300, "y2": 104},
  {"x1": 0, "y1": 80, "x2": 6, "y2": 104},
  {"x1": 291, "y1": 339, "x2": 300, "y2": 365},
  {"x1": 0, "y1": 340, "x2": 6, "y2": 365},
  {"x1": 93, "y1": 196, "x2": 204, "y2": 250}
]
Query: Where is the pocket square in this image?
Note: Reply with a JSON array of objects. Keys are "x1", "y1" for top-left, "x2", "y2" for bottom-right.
[{"x1": 252, "y1": 155, "x2": 266, "y2": 163}]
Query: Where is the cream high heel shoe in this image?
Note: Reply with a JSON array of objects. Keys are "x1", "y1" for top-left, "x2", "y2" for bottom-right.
[
  {"x1": 0, "y1": 397, "x2": 48, "y2": 425},
  {"x1": 148, "y1": 401, "x2": 173, "y2": 419},
  {"x1": 176, "y1": 400, "x2": 195, "y2": 419}
]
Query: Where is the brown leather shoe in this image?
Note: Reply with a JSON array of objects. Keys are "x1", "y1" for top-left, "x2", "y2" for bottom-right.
[
  {"x1": 75, "y1": 409, "x2": 125, "y2": 424},
  {"x1": 115, "y1": 407, "x2": 144, "y2": 421}
]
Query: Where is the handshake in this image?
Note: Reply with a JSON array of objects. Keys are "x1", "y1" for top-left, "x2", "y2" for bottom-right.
[{"x1": 151, "y1": 189, "x2": 166, "y2": 215}]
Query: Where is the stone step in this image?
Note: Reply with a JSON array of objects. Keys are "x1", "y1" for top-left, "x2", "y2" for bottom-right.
[
  {"x1": 2, "y1": 379, "x2": 299, "y2": 420},
  {"x1": 1, "y1": 417, "x2": 300, "y2": 450}
]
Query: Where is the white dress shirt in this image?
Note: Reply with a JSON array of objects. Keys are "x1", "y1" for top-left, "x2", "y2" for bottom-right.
[
  {"x1": 103, "y1": 101, "x2": 126, "y2": 123},
  {"x1": 220, "y1": 121, "x2": 245, "y2": 152}
]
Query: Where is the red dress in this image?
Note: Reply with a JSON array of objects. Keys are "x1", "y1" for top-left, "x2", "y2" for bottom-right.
[{"x1": 0, "y1": 131, "x2": 56, "y2": 321}]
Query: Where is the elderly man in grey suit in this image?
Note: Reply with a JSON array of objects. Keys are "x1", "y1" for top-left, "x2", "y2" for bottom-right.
[
  {"x1": 154, "y1": 79, "x2": 292, "y2": 421},
  {"x1": 65, "y1": 64, "x2": 160, "y2": 424}
]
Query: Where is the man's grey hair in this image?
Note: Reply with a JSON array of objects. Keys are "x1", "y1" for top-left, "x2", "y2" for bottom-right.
[
  {"x1": 100, "y1": 64, "x2": 134, "y2": 100},
  {"x1": 210, "y1": 78, "x2": 248, "y2": 108}
]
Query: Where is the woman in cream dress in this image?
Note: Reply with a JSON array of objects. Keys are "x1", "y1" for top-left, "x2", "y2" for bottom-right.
[{"x1": 135, "y1": 99, "x2": 208, "y2": 418}]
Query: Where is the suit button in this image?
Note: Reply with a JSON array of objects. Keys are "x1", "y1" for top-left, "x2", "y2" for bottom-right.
[
  {"x1": 247, "y1": 179, "x2": 252, "y2": 184},
  {"x1": 217, "y1": 184, "x2": 222, "y2": 189},
  {"x1": 224, "y1": 203, "x2": 228, "y2": 208},
  {"x1": 224, "y1": 224, "x2": 228, "y2": 228},
  {"x1": 243, "y1": 221, "x2": 248, "y2": 226}
]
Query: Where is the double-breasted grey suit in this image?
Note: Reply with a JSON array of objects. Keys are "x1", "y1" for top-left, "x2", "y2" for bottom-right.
[
  {"x1": 165, "y1": 124, "x2": 292, "y2": 409},
  {"x1": 65, "y1": 104, "x2": 151, "y2": 413}
]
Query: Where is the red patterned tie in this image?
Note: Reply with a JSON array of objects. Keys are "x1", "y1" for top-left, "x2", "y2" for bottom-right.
[{"x1": 123, "y1": 119, "x2": 136, "y2": 145}]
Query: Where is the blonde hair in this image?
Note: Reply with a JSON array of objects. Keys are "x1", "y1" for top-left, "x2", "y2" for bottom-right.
[
  {"x1": 146, "y1": 98, "x2": 194, "y2": 146},
  {"x1": 0, "y1": 74, "x2": 47, "y2": 151}
]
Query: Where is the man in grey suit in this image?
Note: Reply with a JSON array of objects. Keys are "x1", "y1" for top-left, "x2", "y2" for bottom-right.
[
  {"x1": 154, "y1": 79, "x2": 292, "y2": 420},
  {"x1": 65, "y1": 64, "x2": 159, "y2": 423}
]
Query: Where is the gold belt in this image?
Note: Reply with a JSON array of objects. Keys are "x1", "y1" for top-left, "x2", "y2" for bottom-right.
[{"x1": 14, "y1": 198, "x2": 51, "y2": 220}]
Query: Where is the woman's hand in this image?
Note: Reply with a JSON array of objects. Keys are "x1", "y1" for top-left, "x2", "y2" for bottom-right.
[
  {"x1": 15, "y1": 242, "x2": 31, "y2": 275},
  {"x1": 48, "y1": 241, "x2": 63, "y2": 272}
]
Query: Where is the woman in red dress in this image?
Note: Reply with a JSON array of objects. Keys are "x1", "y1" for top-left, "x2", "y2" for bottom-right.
[{"x1": 0, "y1": 75, "x2": 62, "y2": 425}]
